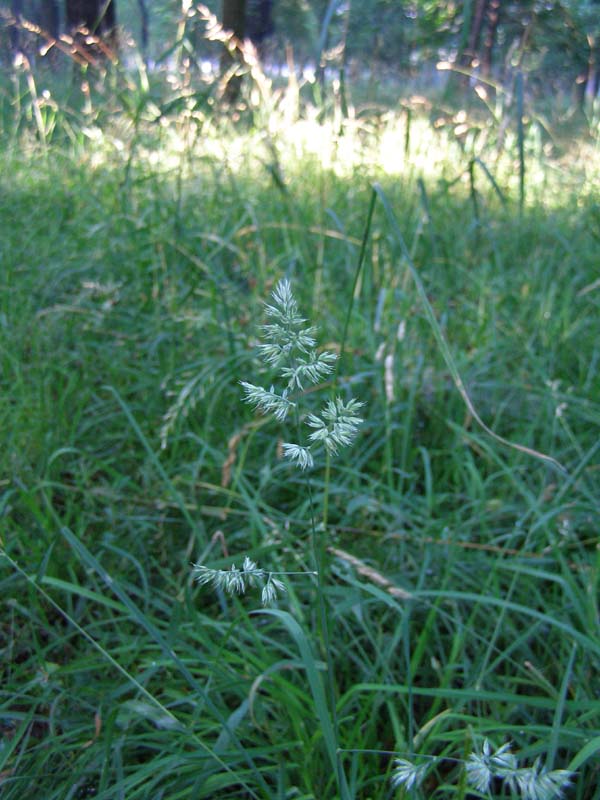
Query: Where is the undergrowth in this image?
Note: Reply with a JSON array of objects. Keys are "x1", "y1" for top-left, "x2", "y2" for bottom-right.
[{"x1": 1, "y1": 48, "x2": 599, "y2": 800}]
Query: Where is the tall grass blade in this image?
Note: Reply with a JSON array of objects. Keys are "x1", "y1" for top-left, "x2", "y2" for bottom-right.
[
  {"x1": 516, "y1": 70, "x2": 525, "y2": 213},
  {"x1": 257, "y1": 608, "x2": 352, "y2": 800},
  {"x1": 1, "y1": 551, "x2": 237, "y2": 775},
  {"x1": 473, "y1": 157, "x2": 507, "y2": 207},
  {"x1": 339, "y1": 187, "x2": 377, "y2": 370},
  {"x1": 105, "y1": 384, "x2": 206, "y2": 544},
  {"x1": 372, "y1": 182, "x2": 566, "y2": 474},
  {"x1": 468, "y1": 159, "x2": 480, "y2": 221},
  {"x1": 548, "y1": 642, "x2": 577, "y2": 769},
  {"x1": 568, "y1": 736, "x2": 600, "y2": 772}
]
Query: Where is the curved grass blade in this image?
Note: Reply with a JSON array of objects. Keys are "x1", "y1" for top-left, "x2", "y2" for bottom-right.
[
  {"x1": 1, "y1": 549, "x2": 263, "y2": 799},
  {"x1": 257, "y1": 608, "x2": 352, "y2": 800},
  {"x1": 105, "y1": 384, "x2": 206, "y2": 544},
  {"x1": 372, "y1": 182, "x2": 566, "y2": 475}
]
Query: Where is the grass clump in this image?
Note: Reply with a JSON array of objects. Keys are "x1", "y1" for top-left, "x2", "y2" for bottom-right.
[{"x1": 0, "y1": 68, "x2": 599, "y2": 800}]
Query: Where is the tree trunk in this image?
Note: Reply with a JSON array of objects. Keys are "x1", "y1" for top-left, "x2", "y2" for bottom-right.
[
  {"x1": 66, "y1": 0, "x2": 117, "y2": 58},
  {"x1": 10, "y1": 0, "x2": 23, "y2": 55},
  {"x1": 467, "y1": 0, "x2": 488, "y2": 66},
  {"x1": 246, "y1": 0, "x2": 273, "y2": 50},
  {"x1": 222, "y1": 0, "x2": 246, "y2": 40},
  {"x1": 136, "y1": 0, "x2": 149, "y2": 61},
  {"x1": 481, "y1": 0, "x2": 500, "y2": 76},
  {"x1": 220, "y1": 0, "x2": 246, "y2": 101},
  {"x1": 458, "y1": 0, "x2": 487, "y2": 71},
  {"x1": 37, "y1": 0, "x2": 60, "y2": 38}
]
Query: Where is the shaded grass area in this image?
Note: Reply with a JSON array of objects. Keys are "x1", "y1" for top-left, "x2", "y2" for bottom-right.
[{"x1": 1, "y1": 115, "x2": 599, "y2": 799}]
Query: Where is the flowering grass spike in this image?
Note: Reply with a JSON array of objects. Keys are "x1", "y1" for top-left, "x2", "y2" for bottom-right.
[
  {"x1": 240, "y1": 382, "x2": 294, "y2": 421},
  {"x1": 390, "y1": 758, "x2": 429, "y2": 791},
  {"x1": 193, "y1": 557, "x2": 286, "y2": 607},
  {"x1": 194, "y1": 279, "x2": 363, "y2": 608},
  {"x1": 466, "y1": 740, "x2": 573, "y2": 800},
  {"x1": 241, "y1": 279, "x2": 363, "y2": 470}
]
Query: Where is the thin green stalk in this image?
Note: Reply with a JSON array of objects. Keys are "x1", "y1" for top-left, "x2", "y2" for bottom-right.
[
  {"x1": 294, "y1": 392, "x2": 347, "y2": 797},
  {"x1": 516, "y1": 70, "x2": 526, "y2": 213},
  {"x1": 468, "y1": 159, "x2": 480, "y2": 222},
  {"x1": 339, "y1": 187, "x2": 376, "y2": 371},
  {"x1": 322, "y1": 450, "x2": 331, "y2": 529},
  {"x1": 306, "y1": 475, "x2": 349, "y2": 799},
  {"x1": 473, "y1": 157, "x2": 507, "y2": 207}
]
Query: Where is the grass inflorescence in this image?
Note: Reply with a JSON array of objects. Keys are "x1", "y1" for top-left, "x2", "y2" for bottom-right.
[{"x1": 1, "y1": 58, "x2": 599, "y2": 800}]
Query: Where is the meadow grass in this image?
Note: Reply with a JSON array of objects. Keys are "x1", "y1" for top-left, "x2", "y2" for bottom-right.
[{"x1": 1, "y1": 69, "x2": 599, "y2": 799}]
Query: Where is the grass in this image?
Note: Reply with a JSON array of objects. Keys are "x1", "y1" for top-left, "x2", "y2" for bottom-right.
[{"x1": 1, "y1": 58, "x2": 600, "y2": 799}]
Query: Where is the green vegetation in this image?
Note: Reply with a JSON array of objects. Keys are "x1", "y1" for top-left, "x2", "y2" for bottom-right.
[{"x1": 1, "y1": 37, "x2": 600, "y2": 800}]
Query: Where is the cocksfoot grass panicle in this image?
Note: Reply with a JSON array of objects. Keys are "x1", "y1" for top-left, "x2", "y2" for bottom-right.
[
  {"x1": 240, "y1": 278, "x2": 363, "y2": 470},
  {"x1": 193, "y1": 556, "x2": 310, "y2": 607},
  {"x1": 466, "y1": 739, "x2": 518, "y2": 792},
  {"x1": 465, "y1": 740, "x2": 573, "y2": 800},
  {"x1": 508, "y1": 761, "x2": 574, "y2": 800},
  {"x1": 388, "y1": 739, "x2": 573, "y2": 799},
  {"x1": 390, "y1": 758, "x2": 429, "y2": 791},
  {"x1": 238, "y1": 382, "x2": 294, "y2": 422},
  {"x1": 257, "y1": 278, "x2": 317, "y2": 368},
  {"x1": 194, "y1": 279, "x2": 362, "y2": 605}
]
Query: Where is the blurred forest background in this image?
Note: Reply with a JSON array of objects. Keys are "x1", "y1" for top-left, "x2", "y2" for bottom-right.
[{"x1": 3, "y1": 0, "x2": 600, "y2": 117}]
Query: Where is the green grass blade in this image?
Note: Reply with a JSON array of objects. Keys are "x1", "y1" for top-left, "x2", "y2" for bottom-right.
[
  {"x1": 104, "y1": 384, "x2": 206, "y2": 544},
  {"x1": 257, "y1": 608, "x2": 352, "y2": 800},
  {"x1": 548, "y1": 641, "x2": 577, "y2": 769},
  {"x1": 372, "y1": 182, "x2": 566, "y2": 475}
]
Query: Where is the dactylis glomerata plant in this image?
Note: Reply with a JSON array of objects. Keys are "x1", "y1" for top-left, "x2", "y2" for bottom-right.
[
  {"x1": 193, "y1": 278, "x2": 363, "y2": 606},
  {"x1": 193, "y1": 556, "x2": 287, "y2": 607},
  {"x1": 240, "y1": 278, "x2": 363, "y2": 470},
  {"x1": 390, "y1": 739, "x2": 573, "y2": 800}
]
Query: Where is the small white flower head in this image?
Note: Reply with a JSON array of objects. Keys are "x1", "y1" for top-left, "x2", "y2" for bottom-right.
[
  {"x1": 257, "y1": 279, "x2": 319, "y2": 369},
  {"x1": 466, "y1": 751, "x2": 493, "y2": 792},
  {"x1": 511, "y1": 760, "x2": 574, "y2": 800},
  {"x1": 192, "y1": 563, "x2": 218, "y2": 588},
  {"x1": 192, "y1": 558, "x2": 285, "y2": 607},
  {"x1": 226, "y1": 563, "x2": 247, "y2": 594},
  {"x1": 466, "y1": 741, "x2": 572, "y2": 800},
  {"x1": 280, "y1": 350, "x2": 337, "y2": 391},
  {"x1": 261, "y1": 574, "x2": 286, "y2": 606},
  {"x1": 192, "y1": 558, "x2": 262, "y2": 597},
  {"x1": 240, "y1": 382, "x2": 294, "y2": 421},
  {"x1": 265, "y1": 279, "x2": 302, "y2": 324},
  {"x1": 241, "y1": 556, "x2": 262, "y2": 587},
  {"x1": 307, "y1": 397, "x2": 364, "y2": 455},
  {"x1": 489, "y1": 741, "x2": 518, "y2": 777},
  {"x1": 281, "y1": 443, "x2": 314, "y2": 471},
  {"x1": 283, "y1": 396, "x2": 363, "y2": 468},
  {"x1": 390, "y1": 758, "x2": 428, "y2": 791},
  {"x1": 466, "y1": 739, "x2": 505, "y2": 793}
]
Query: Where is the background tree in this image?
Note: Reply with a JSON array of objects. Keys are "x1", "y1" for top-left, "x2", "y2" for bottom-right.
[
  {"x1": 221, "y1": 0, "x2": 245, "y2": 40},
  {"x1": 9, "y1": 0, "x2": 23, "y2": 54},
  {"x1": 66, "y1": 0, "x2": 117, "y2": 56},
  {"x1": 3, "y1": 0, "x2": 600, "y2": 108},
  {"x1": 219, "y1": 0, "x2": 273, "y2": 98},
  {"x1": 481, "y1": 0, "x2": 500, "y2": 75},
  {"x1": 7, "y1": 0, "x2": 60, "y2": 57},
  {"x1": 246, "y1": 0, "x2": 273, "y2": 51},
  {"x1": 220, "y1": 0, "x2": 245, "y2": 100},
  {"x1": 136, "y1": 0, "x2": 148, "y2": 60}
]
